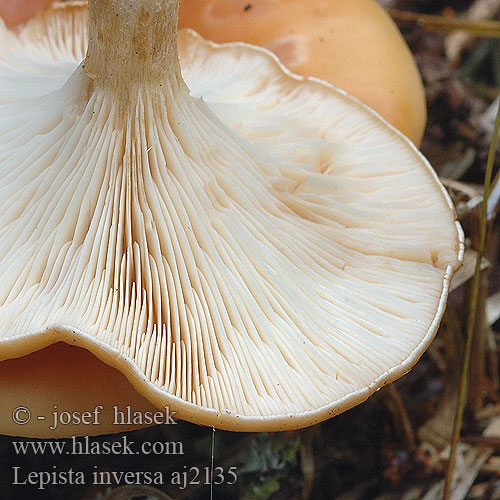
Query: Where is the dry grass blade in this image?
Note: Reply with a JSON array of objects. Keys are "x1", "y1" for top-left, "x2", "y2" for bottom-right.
[
  {"x1": 444, "y1": 0, "x2": 500, "y2": 62},
  {"x1": 440, "y1": 179, "x2": 483, "y2": 222},
  {"x1": 391, "y1": 9, "x2": 500, "y2": 38},
  {"x1": 444, "y1": 98, "x2": 500, "y2": 500},
  {"x1": 426, "y1": 447, "x2": 493, "y2": 500},
  {"x1": 383, "y1": 384, "x2": 416, "y2": 448}
]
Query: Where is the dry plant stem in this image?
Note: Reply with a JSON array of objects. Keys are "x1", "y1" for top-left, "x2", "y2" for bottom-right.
[
  {"x1": 468, "y1": 269, "x2": 489, "y2": 412},
  {"x1": 443, "y1": 99, "x2": 500, "y2": 500},
  {"x1": 390, "y1": 9, "x2": 500, "y2": 38},
  {"x1": 468, "y1": 199, "x2": 490, "y2": 413},
  {"x1": 385, "y1": 384, "x2": 416, "y2": 448}
]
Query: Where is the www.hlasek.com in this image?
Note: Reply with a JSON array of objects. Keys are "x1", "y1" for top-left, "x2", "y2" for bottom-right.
[
  {"x1": 11, "y1": 436, "x2": 238, "y2": 490},
  {"x1": 12, "y1": 434, "x2": 183, "y2": 456}
]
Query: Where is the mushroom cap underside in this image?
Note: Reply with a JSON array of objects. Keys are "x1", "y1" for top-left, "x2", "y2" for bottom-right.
[
  {"x1": 0, "y1": 342, "x2": 159, "y2": 437},
  {"x1": 0, "y1": 2, "x2": 463, "y2": 433}
]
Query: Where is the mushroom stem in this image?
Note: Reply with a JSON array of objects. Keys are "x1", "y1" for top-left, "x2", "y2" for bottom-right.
[{"x1": 84, "y1": 0, "x2": 181, "y2": 92}]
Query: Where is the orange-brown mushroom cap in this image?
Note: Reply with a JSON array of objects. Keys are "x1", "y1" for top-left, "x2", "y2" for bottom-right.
[
  {"x1": 0, "y1": 343, "x2": 158, "y2": 438},
  {"x1": 178, "y1": 0, "x2": 427, "y2": 146},
  {"x1": 0, "y1": 0, "x2": 54, "y2": 26},
  {"x1": 0, "y1": 1, "x2": 462, "y2": 436}
]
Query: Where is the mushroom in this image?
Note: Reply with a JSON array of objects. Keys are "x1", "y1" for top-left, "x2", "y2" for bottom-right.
[
  {"x1": 0, "y1": 0, "x2": 53, "y2": 26},
  {"x1": 0, "y1": 343, "x2": 159, "y2": 437},
  {"x1": 178, "y1": 0, "x2": 427, "y2": 146},
  {"x1": 0, "y1": 0, "x2": 463, "y2": 437}
]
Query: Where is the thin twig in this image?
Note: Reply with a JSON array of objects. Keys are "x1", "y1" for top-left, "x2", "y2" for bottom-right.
[
  {"x1": 385, "y1": 384, "x2": 416, "y2": 449},
  {"x1": 390, "y1": 9, "x2": 500, "y2": 38},
  {"x1": 443, "y1": 99, "x2": 500, "y2": 499}
]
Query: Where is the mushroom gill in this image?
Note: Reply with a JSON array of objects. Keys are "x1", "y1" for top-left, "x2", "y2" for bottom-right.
[{"x1": 0, "y1": 0, "x2": 463, "y2": 435}]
